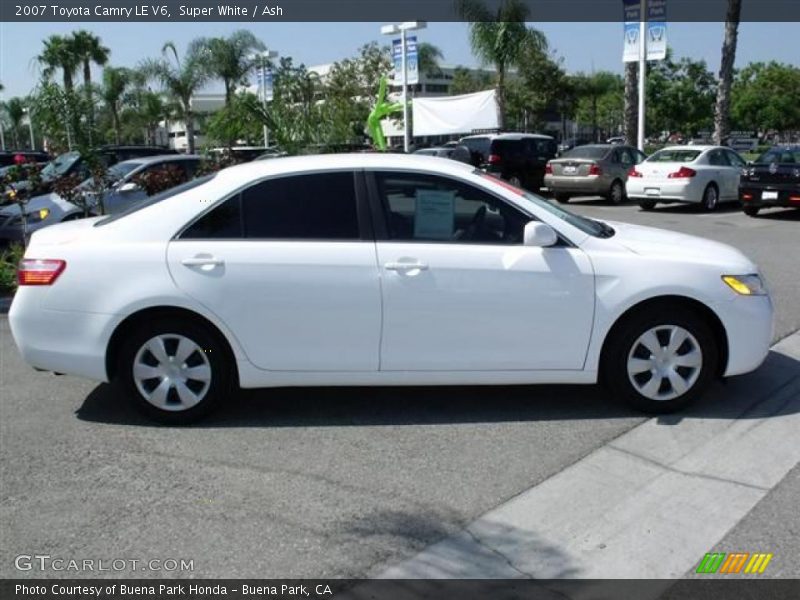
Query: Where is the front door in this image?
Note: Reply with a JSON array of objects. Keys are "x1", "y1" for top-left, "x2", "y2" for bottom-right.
[{"x1": 369, "y1": 171, "x2": 595, "y2": 372}]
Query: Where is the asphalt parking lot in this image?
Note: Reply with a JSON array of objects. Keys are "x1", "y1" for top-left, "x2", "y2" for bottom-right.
[{"x1": 1, "y1": 196, "x2": 798, "y2": 580}]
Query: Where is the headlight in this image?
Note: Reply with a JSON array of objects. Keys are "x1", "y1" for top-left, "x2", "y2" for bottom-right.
[
  {"x1": 722, "y1": 274, "x2": 767, "y2": 296},
  {"x1": 25, "y1": 208, "x2": 51, "y2": 223}
]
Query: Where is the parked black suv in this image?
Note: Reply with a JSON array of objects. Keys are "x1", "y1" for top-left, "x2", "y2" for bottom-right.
[
  {"x1": 739, "y1": 145, "x2": 800, "y2": 217},
  {"x1": 0, "y1": 151, "x2": 52, "y2": 167},
  {"x1": 458, "y1": 133, "x2": 558, "y2": 192},
  {"x1": 6, "y1": 145, "x2": 177, "y2": 197}
]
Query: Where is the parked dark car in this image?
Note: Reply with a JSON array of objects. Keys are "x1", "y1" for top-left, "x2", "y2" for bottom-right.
[
  {"x1": 458, "y1": 133, "x2": 558, "y2": 192},
  {"x1": 5, "y1": 145, "x2": 177, "y2": 198},
  {"x1": 739, "y1": 145, "x2": 800, "y2": 217},
  {"x1": 0, "y1": 151, "x2": 51, "y2": 167}
]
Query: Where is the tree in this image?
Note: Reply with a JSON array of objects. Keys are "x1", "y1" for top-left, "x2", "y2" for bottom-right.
[
  {"x1": 204, "y1": 92, "x2": 264, "y2": 147},
  {"x1": 713, "y1": 0, "x2": 742, "y2": 145},
  {"x1": 457, "y1": 0, "x2": 547, "y2": 129},
  {"x1": 101, "y1": 67, "x2": 132, "y2": 144},
  {"x1": 71, "y1": 30, "x2": 110, "y2": 132},
  {"x1": 505, "y1": 50, "x2": 568, "y2": 132},
  {"x1": 647, "y1": 53, "x2": 716, "y2": 138},
  {"x1": 731, "y1": 62, "x2": 800, "y2": 137},
  {"x1": 623, "y1": 62, "x2": 638, "y2": 145},
  {"x1": 2, "y1": 98, "x2": 26, "y2": 148},
  {"x1": 197, "y1": 30, "x2": 265, "y2": 107},
  {"x1": 417, "y1": 42, "x2": 444, "y2": 77},
  {"x1": 450, "y1": 67, "x2": 494, "y2": 95},
  {"x1": 37, "y1": 35, "x2": 79, "y2": 92},
  {"x1": 572, "y1": 71, "x2": 622, "y2": 142},
  {"x1": 140, "y1": 41, "x2": 209, "y2": 154}
]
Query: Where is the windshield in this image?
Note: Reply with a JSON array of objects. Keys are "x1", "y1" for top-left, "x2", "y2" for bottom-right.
[
  {"x1": 756, "y1": 149, "x2": 800, "y2": 164},
  {"x1": 95, "y1": 174, "x2": 216, "y2": 226},
  {"x1": 563, "y1": 146, "x2": 610, "y2": 160},
  {"x1": 479, "y1": 172, "x2": 614, "y2": 239},
  {"x1": 40, "y1": 151, "x2": 81, "y2": 181},
  {"x1": 647, "y1": 149, "x2": 702, "y2": 163},
  {"x1": 77, "y1": 160, "x2": 143, "y2": 191}
]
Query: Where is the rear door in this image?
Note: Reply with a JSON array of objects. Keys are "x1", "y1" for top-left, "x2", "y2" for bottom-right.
[{"x1": 167, "y1": 170, "x2": 382, "y2": 372}]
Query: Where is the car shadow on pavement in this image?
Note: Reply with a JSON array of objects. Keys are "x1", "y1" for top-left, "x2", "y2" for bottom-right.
[
  {"x1": 754, "y1": 208, "x2": 800, "y2": 221},
  {"x1": 75, "y1": 348, "x2": 800, "y2": 428},
  {"x1": 644, "y1": 202, "x2": 743, "y2": 214}
]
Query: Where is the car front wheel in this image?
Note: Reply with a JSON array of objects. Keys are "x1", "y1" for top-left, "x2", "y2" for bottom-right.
[
  {"x1": 602, "y1": 307, "x2": 718, "y2": 413},
  {"x1": 743, "y1": 205, "x2": 760, "y2": 217},
  {"x1": 639, "y1": 199, "x2": 657, "y2": 210},
  {"x1": 554, "y1": 193, "x2": 570, "y2": 203},
  {"x1": 118, "y1": 318, "x2": 232, "y2": 424}
]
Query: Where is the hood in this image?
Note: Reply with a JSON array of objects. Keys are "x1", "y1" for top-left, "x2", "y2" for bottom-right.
[
  {"x1": 605, "y1": 220, "x2": 756, "y2": 272},
  {"x1": 0, "y1": 192, "x2": 77, "y2": 216}
]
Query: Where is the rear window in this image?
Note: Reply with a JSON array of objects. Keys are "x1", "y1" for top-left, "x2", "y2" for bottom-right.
[
  {"x1": 647, "y1": 149, "x2": 702, "y2": 163},
  {"x1": 461, "y1": 137, "x2": 492, "y2": 157},
  {"x1": 95, "y1": 174, "x2": 216, "y2": 226},
  {"x1": 563, "y1": 146, "x2": 609, "y2": 160},
  {"x1": 756, "y1": 149, "x2": 800, "y2": 164}
]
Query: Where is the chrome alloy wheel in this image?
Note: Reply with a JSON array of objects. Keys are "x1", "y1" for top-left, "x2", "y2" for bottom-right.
[
  {"x1": 133, "y1": 334, "x2": 212, "y2": 411},
  {"x1": 626, "y1": 325, "x2": 703, "y2": 401}
]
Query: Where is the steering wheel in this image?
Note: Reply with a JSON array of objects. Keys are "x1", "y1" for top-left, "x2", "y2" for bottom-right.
[{"x1": 463, "y1": 205, "x2": 487, "y2": 240}]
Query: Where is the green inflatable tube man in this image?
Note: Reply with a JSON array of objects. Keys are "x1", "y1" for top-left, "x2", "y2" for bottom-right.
[{"x1": 367, "y1": 75, "x2": 405, "y2": 151}]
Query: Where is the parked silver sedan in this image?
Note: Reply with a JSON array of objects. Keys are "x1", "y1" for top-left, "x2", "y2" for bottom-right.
[{"x1": 545, "y1": 144, "x2": 647, "y2": 204}]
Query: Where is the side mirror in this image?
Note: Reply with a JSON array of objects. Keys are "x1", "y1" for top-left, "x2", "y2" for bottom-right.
[
  {"x1": 523, "y1": 222, "x2": 558, "y2": 248},
  {"x1": 118, "y1": 182, "x2": 140, "y2": 193}
]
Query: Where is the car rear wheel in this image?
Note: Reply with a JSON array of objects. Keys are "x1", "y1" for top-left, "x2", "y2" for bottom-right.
[
  {"x1": 554, "y1": 193, "x2": 570, "y2": 203},
  {"x1": 602, "y1": 307, "x2": 718, "y2": 413},
  {"x1": 702, "y1": 184, "x2": 719, "y2": 211},
  {"x1": 117, "y1": 318, "x2": 232, "y2": 424},
  {"x1": 639, "y1": 199, "x2": 657, "y2": 210},
  {"x1": 743, "y1": 205, "x2": 760, "y2": 217},
  {"x1": 607, "y1": 180, "x2": 625, "y2": 204}
]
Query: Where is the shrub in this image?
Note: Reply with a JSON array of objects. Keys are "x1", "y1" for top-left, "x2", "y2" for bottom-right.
[{"x1": 0, "y1": 243, "x2": 25, "y2": 295}]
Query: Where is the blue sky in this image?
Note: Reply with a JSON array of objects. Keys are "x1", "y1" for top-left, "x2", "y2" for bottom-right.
[{"x1": 1, "y1": 21, "x2": 797, "y2": 99}]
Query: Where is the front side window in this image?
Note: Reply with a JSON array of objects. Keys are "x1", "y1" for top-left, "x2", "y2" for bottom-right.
[{"x1": 374, "y1": 172, "x2": 529, "y2": 244}]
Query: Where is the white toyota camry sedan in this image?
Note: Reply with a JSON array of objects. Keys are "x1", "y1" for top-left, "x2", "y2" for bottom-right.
[{"x1": 9, "y1": 154, "x2": 774, "y2": 423}]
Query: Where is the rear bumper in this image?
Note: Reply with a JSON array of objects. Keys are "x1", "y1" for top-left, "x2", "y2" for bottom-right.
[
  {"x1": 626, "y1": 179, "x2": 700, "y2": 202},
  {"x1": 739, "y1": 185, "x2": 800, "y2": 208},
  {"x1": 9, "y1": 287, "x2": 114, "y2": 382},
  {"x1": 544, "y1": 175, "x2": 609, "y2": 195}
]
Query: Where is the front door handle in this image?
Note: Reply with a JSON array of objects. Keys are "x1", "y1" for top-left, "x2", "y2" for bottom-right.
[
  {"x1": 384, "y1": 261, "x2": 429, "y2": 272},
  {"x1": 181, "y1": 256, "x2": 224, "y2": 267}
]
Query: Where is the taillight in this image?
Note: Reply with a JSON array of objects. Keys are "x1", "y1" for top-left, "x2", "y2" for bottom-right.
[
  {"x1": 487, "y1": 154, "x2": 501, "y2": 165},
  {"x1": 544, "y1": 163, "x2": 553, "y2": 175},
  {"x1": 668, "y1": 166, "x2": 697, "y2": 179},
  {"x1": 588, "y1": 164, "x2": 602, "y2": 176},
  {"x1": 628, "y1": 167, "x2": 643, "y2": 178},
  {"x1": 741, "y1": 193, "x2": 753, "y2": 201},
  {"x1": 17, "y1": 259, "x2": 66, "y2": 286}
]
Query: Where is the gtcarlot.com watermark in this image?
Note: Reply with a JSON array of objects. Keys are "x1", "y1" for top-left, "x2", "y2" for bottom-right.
[{"x1": 15, "y1": 554, "x2": 194, "y2": 573}]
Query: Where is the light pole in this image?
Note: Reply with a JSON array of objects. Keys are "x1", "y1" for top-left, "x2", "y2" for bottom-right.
[
  {"x1": 637, "y1": 0, "x2": 648, "y2": 152},
  {"x1": 251, "y1": 50, "x2": 278, "y2": 149},
  {"x1": 22, "y1": 107, "x2": 35, "y2": 150},
  {"x1": 381, "y1": 21, "x2": 426, "y2": 153}
]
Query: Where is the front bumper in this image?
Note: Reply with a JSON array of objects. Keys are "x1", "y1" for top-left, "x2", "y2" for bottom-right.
[{"x1": 716, "y1": 294, "x2": 775, "y2": 377}]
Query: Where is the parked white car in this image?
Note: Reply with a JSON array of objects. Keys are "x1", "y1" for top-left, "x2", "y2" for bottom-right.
[
  {"x1": 10, "y1": 154, "x2": 774, "y2": 423},
  {"x1": 626, "y1": 145, "x2": 748, "y2": 211}
]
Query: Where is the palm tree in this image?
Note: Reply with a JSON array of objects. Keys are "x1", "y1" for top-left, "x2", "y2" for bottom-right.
[
  {"x1": 37, "y1": 35, "x2": 79, "y2": 91},
  {"x1": 101, "y1": 67, "x2": 131, "y2": 144},
  {"x1": 713, "y1": 0, "x2": 742, "y2": 145},
  {"x1": 197, "y1": 30, "x2": 265, "y2": 107},
  {"x1": 417, "y1": 42, "x2": 444, "y2": 78},
  {"x1": 71, "y1": 30, "x2": 110, "y2": 132},
  {"x1": 140, "y1": 41, "x2": 209, "y2": 153},
  {"x1": 457, "y1": 0, "x2": 547, "y2": 129},
  {"x1": 3, "y1": 98, "x2": 26, "y2": 148}
]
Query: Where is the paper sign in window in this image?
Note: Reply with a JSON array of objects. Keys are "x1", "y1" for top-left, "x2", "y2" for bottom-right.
[{"x1": 414, "y1": 190, "x2": 455, "y2": 240}]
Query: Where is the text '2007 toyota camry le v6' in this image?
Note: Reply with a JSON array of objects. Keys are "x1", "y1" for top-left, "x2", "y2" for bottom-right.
[{"x1": 9, "y1": 154, "x2": 774, "y2": 424}]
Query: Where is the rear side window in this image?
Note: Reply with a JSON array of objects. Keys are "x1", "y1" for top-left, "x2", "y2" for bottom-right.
[{"x1": 180, "y1": 171, "x2": 360, "y2": 240}]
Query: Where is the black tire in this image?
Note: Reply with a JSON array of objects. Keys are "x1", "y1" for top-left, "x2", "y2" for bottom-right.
[
  {"x1": 639, "y1": 199, "x2": 657, "y2": 210},
  {"x1": 743, "y1": 205, "x2": 760, "y2": 217},
  {"x1": 601, "y1": 305, "x2": 718, "y2": 414},
  {"x1": 702, "y1": 184, "x2": 719, "y2": 211},
  {"x1": 117, "y1": 317, "x2": 232, "y2": 424},
  {"x1": 607, "y1": 179, "x2": 625, "y2": 204},
  {"x1": 554, "y1": 193, "x2": 570, "y2": 204}
]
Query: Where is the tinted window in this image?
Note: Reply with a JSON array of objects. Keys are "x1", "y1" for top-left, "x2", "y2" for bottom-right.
[
  {"x1": 756, "y1": 149, "x2": 800, "y2": 164},
  {"x1": 460, "y1": 137, "x2": 492, "y2": 163},
  {"x1": 564, "y1": 146, "x2": 609, "y2": 160},
  {"x1": 708, "y1": 150, "x2": 730, "y2": 166},
  {"x1": 182, "y1": 194, "x2": 242, "y2": 239},
  {"x1": 242, "y1": 172, "x2": 359, "y2": 239},
  {"x1": 375, "y1": 172, "x2": 529, "y2": 244},
  {"x1": 647, "y1": 149, "x2": 702, "y2": 163}
]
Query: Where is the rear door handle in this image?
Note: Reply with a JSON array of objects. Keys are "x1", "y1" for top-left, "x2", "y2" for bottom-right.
[
  {"x1": 384, "y1": 261, "x2": 429, "y2": 272},
  {"x1": 181, "y1": 256, "x2": 224, "y2": 267}
]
